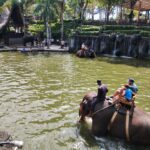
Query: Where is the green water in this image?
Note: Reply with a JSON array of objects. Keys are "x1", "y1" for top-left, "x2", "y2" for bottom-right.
[{"x1": 0, "y1": 52, "x2": 149, "y2": 150}]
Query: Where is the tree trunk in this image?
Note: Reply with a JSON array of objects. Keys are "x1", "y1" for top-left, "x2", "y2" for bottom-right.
[
  {"x1": 82, "y1": 0, "x2": 88, "y2": 21},
  {"x1": 91, "y1": 2, "x2": 94, "y2": 21},
  {"x1": 60, "y1": 1, "x2": 64, "y2": 41},
  {"x1": 119, "y1": 4, "x2": 123, "y2": 23},
  {"x1": 105, "y1": 6, "x2": 110, "y2": 23},
  {"x1": 79, "y1": 1, "x2": 84, "y2": 20},
  {"x1": 129, "y1": 0, "x2": 137, "y2": 24}
]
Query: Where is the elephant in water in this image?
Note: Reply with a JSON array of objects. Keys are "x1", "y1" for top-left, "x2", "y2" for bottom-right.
[
  {"x1": 76, "y1": 50, "x2": 96, "y2": 58},
  {"x1": 0, "y1": 131, "x2": 23, "y2": 150},
  {"x1": 79, "y1": 92, "x2": 150, "y2": 145}
]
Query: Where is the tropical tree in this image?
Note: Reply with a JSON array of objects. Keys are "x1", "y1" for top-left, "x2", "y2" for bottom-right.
[
  {"x1": 57, "y1": 0, "x2": 65, "y2": 42},
  {"x1": 86, "y1": 0, "x2": 98, "y2": 20},
  {"x1": 65, "y1": 0, "x2": 78, "y2": 19},
  {"x1": 0, "y1": 0, "x2": 7, "y2": 7},
  {"x1": 78, "y1": 0, "x2": 89, "y2": 21},
  {"x1": 96, "y1": 0, "x2": 126, "y2": 23},
  {"x1": 34, "y1": 0, "x2": 57, "y2": 22},
  {"x1": 34, "y1": 0, "x2": 58, "y2": 47}
]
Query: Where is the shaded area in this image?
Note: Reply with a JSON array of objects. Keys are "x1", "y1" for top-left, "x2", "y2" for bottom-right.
[
  {"x1": 69, "y1": 34, "x2": 150, "y2": 59},
  {"x1": 0, "y1": 3, "x2": 24, "y2": 33}
]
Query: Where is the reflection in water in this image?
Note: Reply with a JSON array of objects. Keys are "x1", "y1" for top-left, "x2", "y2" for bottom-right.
[{"x1": 0, "y1": 52, "x2": 149, "y2": 150}]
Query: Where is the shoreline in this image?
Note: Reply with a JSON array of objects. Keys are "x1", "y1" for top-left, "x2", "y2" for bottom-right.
[{"x1": 0, "y1": 45, "x2": 69, "y2": 53}]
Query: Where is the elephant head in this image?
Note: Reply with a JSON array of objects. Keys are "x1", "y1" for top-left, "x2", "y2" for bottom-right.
[{"x1": 79, "y1": 92, "x2": 97, "y2": 122}]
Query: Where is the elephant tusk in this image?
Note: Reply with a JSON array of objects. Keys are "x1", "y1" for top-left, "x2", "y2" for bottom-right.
[
  {"x1": 125, "y1": 110, "x2": 130, "y2": 142},
  {"x1": 107, "y1": 111, "x2": 118, "y2": 131}
]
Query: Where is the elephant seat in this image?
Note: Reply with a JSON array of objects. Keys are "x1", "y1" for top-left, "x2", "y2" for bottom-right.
[{"x1": 114, "y1": 98, "x2": 135, "y2": 117}]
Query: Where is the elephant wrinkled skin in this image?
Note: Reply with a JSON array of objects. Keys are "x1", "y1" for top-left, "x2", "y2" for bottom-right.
[{"x1": 79, "y1": 92, "x2": 150, "y2": 145}]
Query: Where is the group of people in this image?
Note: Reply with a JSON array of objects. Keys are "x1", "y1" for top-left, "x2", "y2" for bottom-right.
[
  {"x1": 93, "y1": 78, "x2": 138, "y2": 111},
  {"x1": 111, "y1": 78, "x2": 138, "y2": 106}
]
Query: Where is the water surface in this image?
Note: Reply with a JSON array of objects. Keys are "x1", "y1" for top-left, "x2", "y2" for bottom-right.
[{"x1": 0, "y1": 52, "x2": 149, "y2": 150}]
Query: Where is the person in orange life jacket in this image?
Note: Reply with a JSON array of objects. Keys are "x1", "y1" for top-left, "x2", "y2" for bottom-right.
[{"x1": 112, "y1": 78, "x2": 137, "y2": 102}]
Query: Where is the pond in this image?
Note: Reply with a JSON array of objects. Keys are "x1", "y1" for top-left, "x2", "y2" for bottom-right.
[{"x1": 0, "y1": 52, "x2": 149, "y2": 150}]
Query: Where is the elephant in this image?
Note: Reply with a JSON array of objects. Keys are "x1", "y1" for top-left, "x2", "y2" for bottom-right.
[
  {"x1": 23, "y1": 35, "x2": 37, "y2": 46},
  {"x1": 79, "y1": 92, "x2": 150, "y2": 145},
  {"x1": 76, "y1": 50, "x2": 96, "y2": 58},
  {"x1": 0, "y1": 131, "x2": 23, "y2": 150}
]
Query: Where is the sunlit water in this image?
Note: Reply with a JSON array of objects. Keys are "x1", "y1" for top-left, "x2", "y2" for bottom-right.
[{"x1": 0, "y1": 52, "x2": 149, "y2": 150}]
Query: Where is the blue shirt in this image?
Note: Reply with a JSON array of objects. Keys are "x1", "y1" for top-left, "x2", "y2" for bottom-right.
[
  {"x1": 129, "y1": 83, "x2": 138, "y2": 93},
  {"x1": 124, "y1": 88, "x2": 133, "y2": 101}
]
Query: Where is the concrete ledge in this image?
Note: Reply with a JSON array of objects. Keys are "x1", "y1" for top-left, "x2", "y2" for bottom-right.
[{"x1": 0, "y1": 45, "x2": 69, "y2": 53}]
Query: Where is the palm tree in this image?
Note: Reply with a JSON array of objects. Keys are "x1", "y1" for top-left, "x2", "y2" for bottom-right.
[
  {"x1": 57, "y1": 0, "x2": 65, "y2": 44},
  {"x1": 65, "y1": 0, "x2": 78, "y2": 19},
  {"x1": 34, "y1": 0, "x2": 57, "y2": 48}
]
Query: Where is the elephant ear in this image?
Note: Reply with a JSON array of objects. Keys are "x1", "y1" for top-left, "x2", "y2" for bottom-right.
[
  {"x1": 0, "y1": 131, "x2": 11, "y2": 142},
  {"x1": 79, "y1": 99, "x2": 91, "y2": 116}
]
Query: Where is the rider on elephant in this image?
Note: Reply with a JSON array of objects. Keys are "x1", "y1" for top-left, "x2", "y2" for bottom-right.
[
  {"x1": 128, "y1": 78, "x2": 138, "y2": 94},
  {"x1": 110, "y1": 79, "x2": 138, "y2": 111},
  {"x1": 79, "y1": 80, "x2": 108, "y2": 121},
  {"x1": 81, "y1": 43, "x2": 88, "y2": 51},
  {"x1": 91, "y1": 80, "x2": 108, "y2": 112}
]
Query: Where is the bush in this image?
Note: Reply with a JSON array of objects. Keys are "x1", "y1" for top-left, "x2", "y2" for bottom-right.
[
  {"x1": 138, "y1": 26, "x2": 150, "y2": 32},
  {"x1": 140, "y1": 31, "x2": 150, "y2": 37},
  {"x1": 102, "y1": 25, "x2": 136, "y2": 30},
  {"x1": 28, "y1": 24, "x2": 45, "y2": 34}
]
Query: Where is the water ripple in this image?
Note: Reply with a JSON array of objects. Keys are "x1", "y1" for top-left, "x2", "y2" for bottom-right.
[{"x1": 0, "y1": 53, "x2": 149, "y2": 150}]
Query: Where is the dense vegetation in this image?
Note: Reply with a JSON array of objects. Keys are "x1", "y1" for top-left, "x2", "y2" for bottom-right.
[
  {"x1": 0, "y1": 0, "x2": 150, "y2": 38},
  {"x1": 75, "y1": 24, "x2": 150, "y2": 37}
]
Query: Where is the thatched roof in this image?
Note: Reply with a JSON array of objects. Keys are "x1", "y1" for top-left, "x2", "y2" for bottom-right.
[
  {"x1": 123, "y1": 0, "x2": 150, "y2": 11},
  {"x1": 0, "y1": 3, "x2": 24, "y2": 32}
]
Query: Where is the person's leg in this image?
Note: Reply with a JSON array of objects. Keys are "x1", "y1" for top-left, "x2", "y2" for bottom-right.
[{"x1": 113, "y1": 88, "x2": 121, "y2": 97}]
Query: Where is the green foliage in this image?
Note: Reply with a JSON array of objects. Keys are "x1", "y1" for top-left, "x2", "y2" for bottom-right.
[
  {"x1": 140, "y1": 31, "x2": 150, "y2": 37},
  {"x1": 28, "y1": 23, "x2": 45, "y2": 34},
  {"x1": 0, "y1": 0, "x2": 12, "y2": 13},
  {"x1": 0, "y1": 0, "x2": 7, "y2": 7},
  {"x1": 28, "y1": 20, "x2": 79, "y2": 39},
  {"x1": 77, "y1": 25, "x2": 100, "y2": 31},
  {"x1": 102, "y1": 25, "x2": 136, "y2": 30},
  {"x1": 102, "y1": 25, "x2": 150, "y2": 32},
  {"x1": 72, "y1": 24, "x2": 150, "y2": 37},
  {"x1": 34, "y1": 0, "x2": 58, "y2": 22},
  {"x1": 103, "y1": 29, "x2": 140, "y2": 34},
  {"x1": 51, "y1": 20, "x2": 79, "y2": 39},
  {"x1": 96, "y1": 0, "x2": 124, "y2": 8}
]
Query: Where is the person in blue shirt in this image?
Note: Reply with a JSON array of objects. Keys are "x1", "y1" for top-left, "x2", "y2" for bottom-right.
[
  {"x1": 128, "y1": 78, "x2": 138, "y2": 94},
  {"x1": 123, "y1": 84, "x2": 134, "y2": 101}
]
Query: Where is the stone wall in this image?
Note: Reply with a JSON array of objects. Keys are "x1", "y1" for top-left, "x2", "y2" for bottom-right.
[{"x1": 69, "y1": 34, "x2": 150, "y2": 59}]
